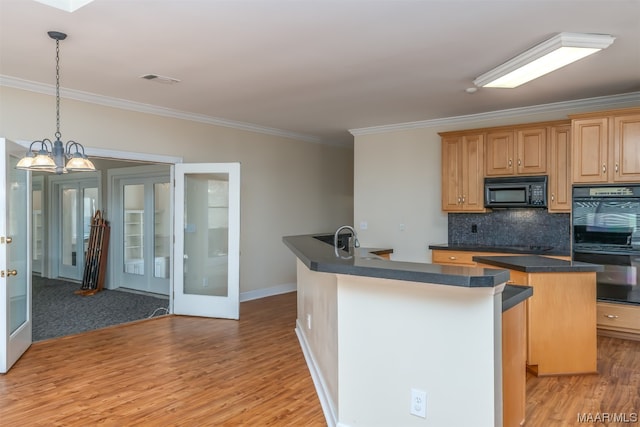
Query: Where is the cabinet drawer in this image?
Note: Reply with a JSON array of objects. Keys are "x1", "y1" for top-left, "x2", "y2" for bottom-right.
[
  {"x1": 597, "y1": 302, "x2": 640, "y2": 332},
  {"x1": 432, "y1": 251, "x2": 477, "y2": 266}
]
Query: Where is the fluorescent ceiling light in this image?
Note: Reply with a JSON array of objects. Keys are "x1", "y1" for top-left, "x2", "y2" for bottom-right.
[
  {"x1": 34, "y1": 0, "x2": 94, "y2": 13},
  {"x1": 473, "y1": 32, "x2": 615, "y2": 88}
]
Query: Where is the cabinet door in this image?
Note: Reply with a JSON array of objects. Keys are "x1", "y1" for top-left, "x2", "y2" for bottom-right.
[
  {"x1": 548, "y1": 125, "x2": 571, "y2": 212},
  {"x1": 572, "y1": 118, "x2": 609, "y2": 183},
  {"x1": 613, "y1": 114, "x2": 640, "y2": 182},
  {"x1": 461, "y1": 133, "x2": 485, "y2": 211},
  {"x1": 516, "y1": 127, "x2": 547, "y2": 174},
  {"x1": 485, "y1": 131, "x2": 515, "y2": 176},
  {"x1": 441, "y1": 136, "x2": 463, "y2": 211}
]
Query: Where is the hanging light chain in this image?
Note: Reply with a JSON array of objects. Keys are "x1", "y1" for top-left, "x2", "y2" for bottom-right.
[{"x1": 55, "y1": 37, "x2": 61, "y2": 140}]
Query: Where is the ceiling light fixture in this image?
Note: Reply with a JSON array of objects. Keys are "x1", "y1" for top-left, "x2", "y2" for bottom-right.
[
  {"x1": 17, "y1": 31, "x2": 96, "y2": 174},
  {"x1": 473, "y1": 32, "x2": 615, "y2": 89}
]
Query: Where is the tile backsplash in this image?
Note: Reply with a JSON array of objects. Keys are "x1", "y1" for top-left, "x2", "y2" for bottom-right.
[{"x1": 448, "y1": 210, "x2": 570, "y2": 253}]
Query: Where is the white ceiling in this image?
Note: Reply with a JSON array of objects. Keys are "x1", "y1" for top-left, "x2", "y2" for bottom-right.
[{"x1": 1, "y1": 0, "x2": 639, "y2": 146}]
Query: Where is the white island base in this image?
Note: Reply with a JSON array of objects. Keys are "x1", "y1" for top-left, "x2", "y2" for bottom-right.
[{"x1": 295, "y1": 260, "x2": 505, "y2": 427}]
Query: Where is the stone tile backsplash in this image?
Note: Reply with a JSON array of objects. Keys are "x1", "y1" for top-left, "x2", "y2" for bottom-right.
[{"x1": 448, "y1": 210, "x2": 570, "y2": 252}]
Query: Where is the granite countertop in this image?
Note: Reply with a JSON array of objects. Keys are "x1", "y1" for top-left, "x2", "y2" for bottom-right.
[
  {"x1": 502, "y1": 285, "x2": 533, "y2": 312},
  {"x1": 283, "y1": 234, "x2": 510, "y2": 288},
  {"x1": 429, "y1": 243, "x2": 570, "y2": 257},
  {"x1": 472, "y1": 255, "x2": 604, "y2": 273}
]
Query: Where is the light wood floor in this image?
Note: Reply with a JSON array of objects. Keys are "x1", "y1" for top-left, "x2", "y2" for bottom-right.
[{"x1": 1, "y1": 292, "x2": 638, "y2": 426}]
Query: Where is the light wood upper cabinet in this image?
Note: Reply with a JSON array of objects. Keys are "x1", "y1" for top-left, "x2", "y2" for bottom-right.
[
  {"x1": 548, "y1": 125, "x2": 571, "y2": 212},
  {"x1": 614, "y1": 114, "x2": 640, "y2": 181},
  {"x1": 441, "y1": 134, "x2": 485, "y2": 212},
  {"x1": 485, "y1": 131, "x2": 515, "y2": 176},
  {"x1": 571, "y1": 108, "x2": 640, "y2": 183},
  {"x1": 485, "y1": 127, "x2": 547, "y2": 176},
  {"x1": 571, "y1": 117, "x2": 609, "y2": 183}
]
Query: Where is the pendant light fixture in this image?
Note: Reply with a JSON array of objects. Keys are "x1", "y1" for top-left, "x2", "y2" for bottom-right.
[{"x1": 16, "y1": 31, "x2": 96, "y2": 174}]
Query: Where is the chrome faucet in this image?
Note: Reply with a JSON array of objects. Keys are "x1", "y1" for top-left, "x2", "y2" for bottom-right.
[{"x1": 334, "y1": 225, "x2": 360, "y2": 253}]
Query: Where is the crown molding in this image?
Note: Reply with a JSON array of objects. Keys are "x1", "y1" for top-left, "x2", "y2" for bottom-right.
[
  {"x1": 0, "y1": 75, "x2": 326, "y2": 145},
  {"x1": 349, "y1": 91, "x2": 640, "y2": 136}
]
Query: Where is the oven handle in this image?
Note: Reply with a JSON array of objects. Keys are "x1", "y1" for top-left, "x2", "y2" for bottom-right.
[{"x1": 573, "y1": 251, "x2": 636, "y2": 266}]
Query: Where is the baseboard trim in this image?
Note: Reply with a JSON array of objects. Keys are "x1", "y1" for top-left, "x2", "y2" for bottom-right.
[
  {"x1": 295, "y1": 321, "x2": 338, "y2": 427},
  {"x1": 239, "y1": 282, "x2": 296, "y2": 302}
]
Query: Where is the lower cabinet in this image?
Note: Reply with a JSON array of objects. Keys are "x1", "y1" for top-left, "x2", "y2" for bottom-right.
[
  {"x1": 597, "y1": 301, "x2": 640, "y2": 341},
  {"x1": 502, "y1": 301, "x2": 526, "y2": 427}
]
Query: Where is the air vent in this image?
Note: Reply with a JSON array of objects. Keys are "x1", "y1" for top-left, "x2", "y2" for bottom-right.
[{"x1": 140, "y1": 74, "x2": 181, "y2": 85}]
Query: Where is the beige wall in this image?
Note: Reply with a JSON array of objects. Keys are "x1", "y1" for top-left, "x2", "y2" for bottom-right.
[
  {"x1": 0, "y1": 86, "x2": 354, "y2": 296},
  {"x1": 354, "y1": 97, "x2": 640, "y2": 262}
]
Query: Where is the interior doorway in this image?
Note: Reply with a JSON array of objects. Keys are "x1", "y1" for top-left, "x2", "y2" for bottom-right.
[{"x1": 30, "y1": 153, "x2": 178, "y2": 340}]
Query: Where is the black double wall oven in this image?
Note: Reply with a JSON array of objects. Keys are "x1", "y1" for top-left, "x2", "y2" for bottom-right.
[{"x1": 572, "y1": 184, "x2": 640, "y2": 305}]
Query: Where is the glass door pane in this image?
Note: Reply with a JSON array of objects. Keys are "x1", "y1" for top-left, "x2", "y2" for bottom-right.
[
  {"x1": 83, "y1": 187, "x2": 98, "y2": 257},
  {"x1": 154, "y1": 183, "x2": 170, "y2": 279},
  {"x1": 61, "y1": 187, "x2": 77, "y2": 268},
  {"x1": 32, "y1": 186, "x2": 43, "y2": 273},
  {"x1": 8, "y1": 156, "x2": 29, "y2": 333},
  {"x1": 123, "y1": 184, "x2": 144, "y2": 275},
  {"x1": 184, "y1": 173, "x2": 229, "y2": 297}
]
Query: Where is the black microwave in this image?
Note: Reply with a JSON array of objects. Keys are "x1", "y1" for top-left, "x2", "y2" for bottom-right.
[{"x1": 484, "y1": 176, "x2": 548, "y2": 208}]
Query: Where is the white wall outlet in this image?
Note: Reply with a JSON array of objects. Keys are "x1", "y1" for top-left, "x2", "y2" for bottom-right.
[
  {"x1": 307, "y1": 314, "x2": 312, "y2": 330},
  {"x1": 359, "y1": 221, "x2": 368, "y2": 230},
  {"x1": 410, "y1": 388, "x2": 427, "y2": 418}
]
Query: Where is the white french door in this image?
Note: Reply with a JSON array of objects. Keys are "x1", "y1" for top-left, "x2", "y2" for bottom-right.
[
  {"x1": 0, "y1": 138, "x2": 32, "y2": 373},
  {"x1": 173, "y1": 163, "x2": 240, "y2": 319}
]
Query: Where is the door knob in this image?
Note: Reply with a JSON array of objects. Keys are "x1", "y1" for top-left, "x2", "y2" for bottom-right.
[
  {"x1": 1, "y1": 270, "x2": 18, "y2": 277},
  {"x1": 1, "y1": 237, "x2": 12, "y2": 244}
]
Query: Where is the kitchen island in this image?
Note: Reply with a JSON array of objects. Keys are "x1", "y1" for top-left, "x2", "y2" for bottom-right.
[
  {"x1": 283, "y1": 234, "x2": 530, "y2": 427},
  {"x1": 474, "y1": 255, "x2": 603, "y2": 376}
]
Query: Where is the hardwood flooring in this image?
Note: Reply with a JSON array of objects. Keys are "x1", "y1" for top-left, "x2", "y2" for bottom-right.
[
  {"x1": 1, "y1": 291, "x2": 638, "y2": 426},
  {"x1": 525, "y1": 336, "x2": 640, "y2": 427},
  {"x1": 0, "y1": 292, "x2": 325, "y2": 426}
]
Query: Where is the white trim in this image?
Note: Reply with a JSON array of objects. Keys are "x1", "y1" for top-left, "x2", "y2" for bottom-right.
[
  {"x1": 1, "y1": 75, "x2": 325, "y2": 145},
  {"x1": 12, "y1": 139, "x2": 183, "y2": 165},
  {"x1": 239, "y1": 282, "x2": 296, "y2": 302},
  {"x1": 349, "y1": 91, "x2": 640, "y2": 136},
  {"x1": 295, "y1": 321, "x2": 338, "y2": 427}
]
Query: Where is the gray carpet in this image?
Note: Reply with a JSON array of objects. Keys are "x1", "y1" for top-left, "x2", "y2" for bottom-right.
[{"x1": 33, "y1": 275, "x2": 169, "y2": 342}]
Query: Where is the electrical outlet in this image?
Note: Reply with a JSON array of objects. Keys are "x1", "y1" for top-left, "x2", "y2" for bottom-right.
[
  {"x1": 410, "y1": 388, "x2": 427, "y2": 418},
  {"x1": 471, "y1": 224, "x2": 478, "y2": 233},
  {"x1": 306, "y1": 314, "x2": 312, "y2": 330},
  {"x1": 360, "y1": 221, "x2": 368, "y2": 230}
]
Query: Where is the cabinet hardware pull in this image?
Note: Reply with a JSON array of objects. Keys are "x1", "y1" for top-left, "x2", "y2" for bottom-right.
[
  {"x1": 602, "y1": 164, "x2": 607, "y2": 173},
  {"x1": 457, "y1": 196, "x2": 462, "y2": 204},
  {"x1": 604, "y1": 314, "x2": 619, "y2": 319},
  {"x1": 449, "y1": 256, "x2": 457, "y2": 260},
  {"x1": 518, "y1": 159, "x2": 521, "y2": 166},
  {"x1": 551, "y1": 193, "x2": 555, "y2": 202},
  {"x1": 508, "y1": 159, "x2": 512, "y2": 167},
  {"x1": 461, "y1": 195, "x2": 465, "y2": 203},
  {"x1": 615, "y1": 163, "x2": 619, "y2": 173}
]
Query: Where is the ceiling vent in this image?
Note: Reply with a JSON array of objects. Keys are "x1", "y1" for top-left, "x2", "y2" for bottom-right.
[{"x1": 140, "y1": 74, "x2": 181, "y2": 85}]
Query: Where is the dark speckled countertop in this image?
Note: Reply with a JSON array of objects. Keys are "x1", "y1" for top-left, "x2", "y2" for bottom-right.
[
  {"x1": 284, "y1": 234, "x2": 532, "y2": 311},
  {"x1": 473, "y1": 255, "x2": 604, "y2": 273},
  {"x1": 284, "y1": 234, "x2": 510, "y2": 288}
]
